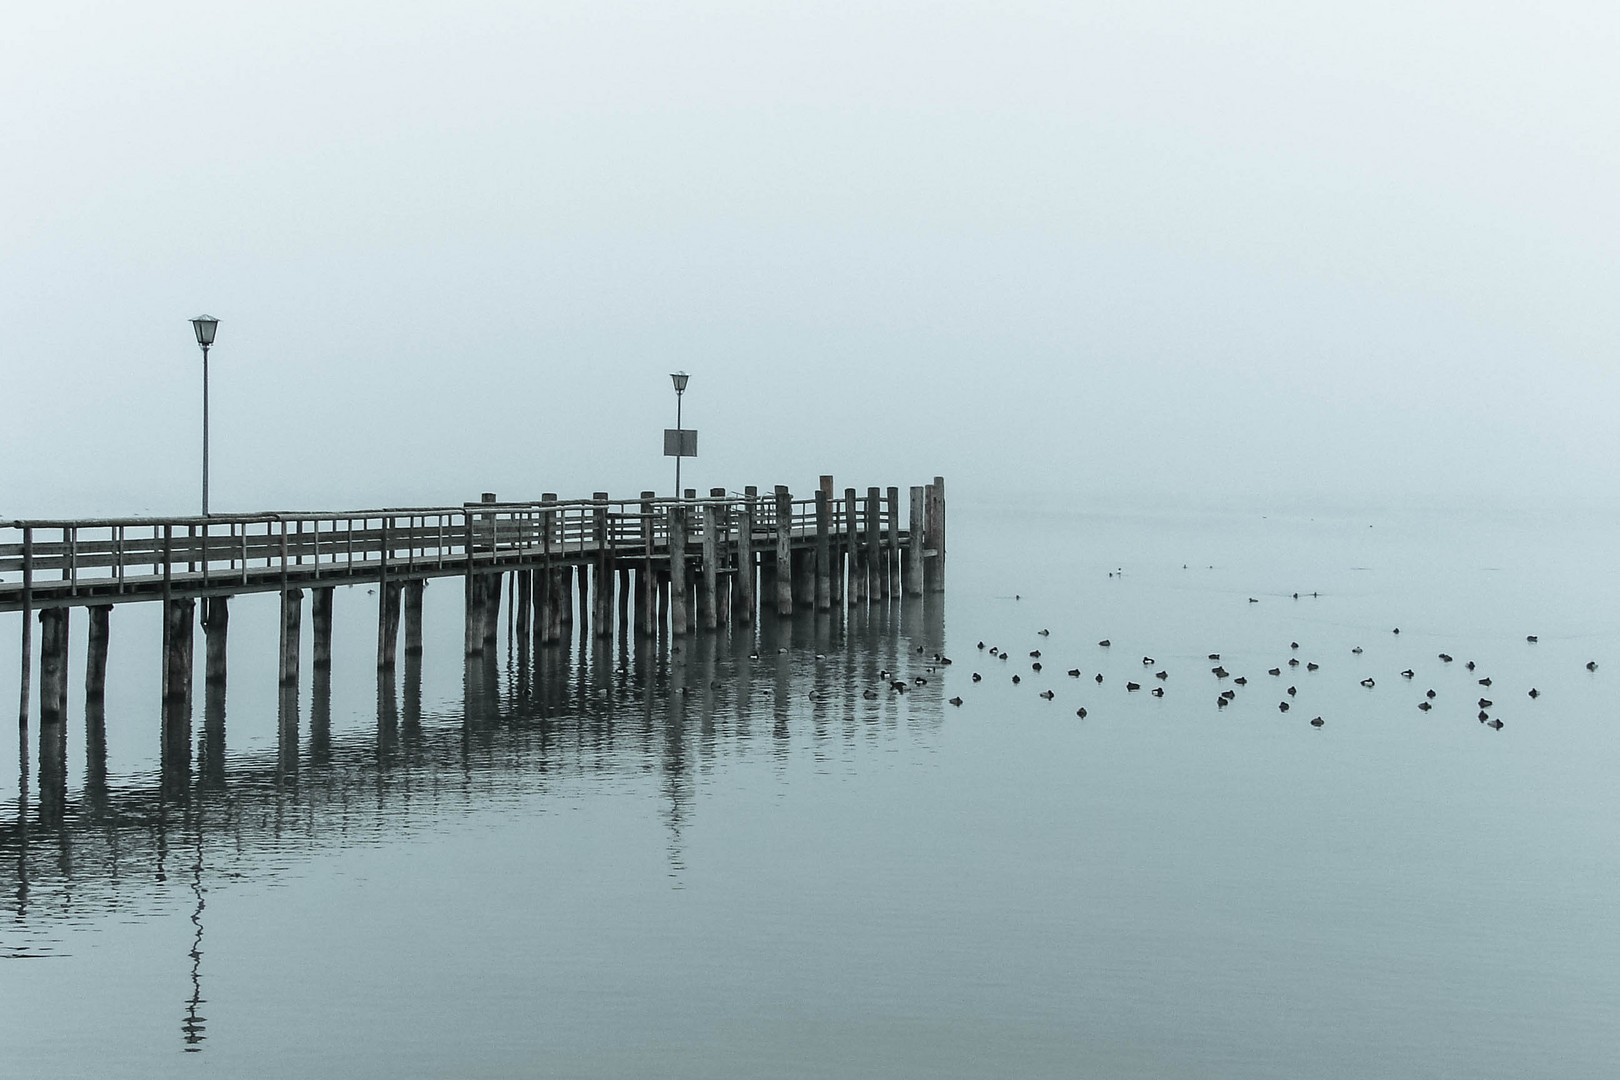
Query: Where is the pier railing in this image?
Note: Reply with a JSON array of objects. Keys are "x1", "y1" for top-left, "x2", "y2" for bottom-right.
[{"x1": 0, "y1": 487, "x2": 926, "y2": 612}]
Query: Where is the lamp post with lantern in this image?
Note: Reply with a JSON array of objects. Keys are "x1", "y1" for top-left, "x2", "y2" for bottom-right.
[
  {"x1": 190, "y1": 315, "x2": 219, "y2": 516},
  {"x1": 665, "y1": 371, "x2": 695, "y2": 497}
]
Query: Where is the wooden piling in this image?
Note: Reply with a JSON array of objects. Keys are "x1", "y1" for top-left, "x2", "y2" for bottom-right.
[
  {"x1": 592, "y1": 493, "x2": 612, "y2": 639},
  {"x1": 925, "y1": 476, "x2": 946, "y2": 593},
  {"x1": 312, "y1": 586, "x2": 334, "y2": 667},
  {"x1": 866, "y1": 487, "x2": 884, "y2": 601},
  {"x1": 540, "y1": 493, "x2": 558, "y2": 644},
  {"x1": 701, "y1": 497, "x2": 720, "y2": 631},
  {"x1": 736, "y1": 486, "x2": 757, "y2": 626},
  {"x1": 85, "y1": 604, "x2": 111, "y2": 709},
  {"x1": 203, "y1": 596, "x2": 229, "y2": 684},
  {"x1": 821, "y1": 477, "x2": 843, "y2": 606},
  {"x1": 774, "y1": 485, "x2": 793, "y2": 616},
  {"x1": 378, "y1": 579, "x2": 402, "y2": 669},
  {"x1": 886, "y1": 486, "x2": 901, "y2": 598},
  {"x1": 481, "y1": 572, "x2": 502, "y2": 647},
  {"x1": 638, "y1": 492, "x2": 658, "y2": 637},
  {"x1": 404, "y1": 579, "x2": 424, "y2": 654},
  {"x1": 814, "y1": 489, "x2": 831, "y2": 611},
  {"x1": 844, "y1": 488, "x2": 863, "y2": 603},
  {"x1": 279, "y1": 588, "x2": 303, "y2": 687},
  {"x1": 617, "y1": 564, "x2": 632, "y2": 638},
  {"x1": 38, "y1": 607, "x2": 69, "y2": 729},
  {"x1": 711, "y1": 488, "x2": 730, "y2": 628},
  {"x1": 17, "y1": 525, "x2": 33, "y2": 735},
  {"x1": 669, "y1": 503, "x2": 689, "y2": 635},
  {"x1": 516, "y1": 569, "x2": 532, "y2": 643},
  {"x1": 161, "y1": 596, "x2": 195, "y2": 796},
  {"x1": 907, "y1": 486, "x2": 924, "y2": 596}
]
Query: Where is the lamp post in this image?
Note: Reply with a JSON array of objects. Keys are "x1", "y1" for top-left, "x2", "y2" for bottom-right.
[
  {"x1": 670, "y1": 370, "x2": 689, "y2": 497},
  {"x1": 191, "y1": 316, "x2": 219, "y2": 516}
]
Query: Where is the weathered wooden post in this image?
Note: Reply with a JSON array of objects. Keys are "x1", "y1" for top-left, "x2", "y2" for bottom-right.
[
  {"x1": 403, "y1": 579, "x2": 424, "y2": 655},
  {"x1": 821, "y1": 476, "x2": 843, "y2": 606},
  {"x1": 844, "y1": 488, "x2": 864, "y2": 603},
  {"x1": 669, "y1": 502, "x2": 689, "y2": 635},
  {"x1": 480, "y1": 571, "x2": 502, "y2": 650},
  {"x1": 907, "y1": 486, "x2": 925, "y2": 596},
  {"x1": 378, "y1": 580, "x2": 402, "y2": 670},
  {"x1": 814, "y1": 489, "x2": 832, "y2": 611},
  {"x1": 866, "y1": 487, "x2": 884, "y2": 601},
  {"x1": 924, "y1": 476, "x2": 946, "y2": 593},
  {"x1": 279, "y1": 588, "x2": 303, "y2": 686},
  {"x1": 203, "y1": 596, "x2": 229, "y2": 684},
  {"x1": 638, "y1": 491, "x2": 657, "y2": 637},
  {"x1": 591, "y1": 493, "x2": 613, "y2": 640},
  {"x1": 558, "y1": 564, "x2": 574, "y2": 638},
  {"x1": 516, "y1": 568, "x2": 532, "y2": 643},
  {"x1": 37, "y1": 606, "x2": 69, "y2": 819},
  {"x1": 617, "y1": 564, "x2": 632, "y2": 638},
  {"x1": 774, "y1": 485, "x2": 793, "y2": 616},
  {"x1": 539, "y1": 493, "x2": 558, "y2": 644},
  {"x1": 886, "y1": 487, "x2": 901, "y2": 598},
  {"x1": 700, "y1": 494, "x2": 720, "y2": 631},
  {"x1": 712, "y1": 488, "x2": 731, "y2": 627},
  {"x1": 311, "y1": 586, "x2": 334, "y2": 668},
  {"x1": 85, "y1": 603, "x2": 112, "y2": 707},
  {"x1": 161, "y1": 596, "x2": 196, "y2": 797},
  {"x1": 736, "y1": 486, "x2": 757, "y2": 626},
  {"x1": 17, "y1": 526, "x2": 33, "y2": 737}
]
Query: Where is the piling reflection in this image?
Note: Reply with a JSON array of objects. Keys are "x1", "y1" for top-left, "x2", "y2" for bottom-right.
[{"x1": 0, "y1": 599, "x2": 948, "y2": 1015}]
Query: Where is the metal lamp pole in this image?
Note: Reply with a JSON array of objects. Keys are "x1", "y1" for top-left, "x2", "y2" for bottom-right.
[
  {"x1": 670, "y1": 370, "x2": 689, "y2": 497},
  {"x1": 191, "y1": 316, "x2": 219, "y2": 515}
]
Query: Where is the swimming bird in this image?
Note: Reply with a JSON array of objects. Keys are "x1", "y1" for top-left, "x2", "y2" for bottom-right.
[
  {"x1": 977, "y1": 641, "x2": 986, "y2": 650},
  {"x1": 1030, "y1": 650, "x2": 1042, "y2": 659},
  {"x1": 1478, "y1": 698, "x2": 1492, "y2": 708},
  {"x1": 1208, "y1": 653, "x2": 1221, "y2": 660},
  {"x1": 1212, "y1": 666, "x2": 1230, "y2": 678},
  {"x1": 1478, "y1": 710, "x2": 1489, "y2": 722},
  {"x1": 972, "y1": 673, "x2": 982, "y2": 683},
  {"x1": 1310, "y1": 716, "x2": 1324, "y2": 727},
  {"x1": 1418, "y1": 701, "x2": 1432, "y2": 712},
  {"x1": 1487, "y1": 718, "x2": 1504, "y2": 729},
  {"x1": 1360, "y1": 678, "x2": 1375, "y2": 688},
  {"x1": 1216, "y1": 696, "x2": 1229, "y2": 708},
  {"x1": 1068, "y1": 668, "x2": 1081, "y2": 678},
  {"x1": 1098, "y1": 639, "x2": 1111, "y2": 647},
  {"x1": 949, "y1": 696, "x2": 963, "y2": 706},
  {"x1": 1126, "y1": 682, "x2": 1141, "y2": 692},
  {"x1": 1528, "y1": 688, "x2": 1539, "y2": 698},
  {"x1": 1038, "y1": 629, "x2": 1050, "y2": 636},
  {"x1": 1155, "y1": 670, "x2": 1168, "y2": 681},
  {"x1": 1268, "y1": 668, "x2": 1281, "y2": 677},
  {"x1": 1039, "y1": 690, "x2": 1055, "y2": 700},
  {"x1": 891, "y1": 680, "x2": 908, "y2": 692},
  {"x1": 1478, "y1": 678, "x2": 1491, "y2": 687},
  {"x1": 1220, "y1": 689, "x2": 1236, "y2": 700},
  {"x1": 1588, "y1": 661, "x2": 1599, "y2": 671},
  {"x1": 1278, "y1": 701, "x2": 1290, "y2": 712},
  {"x1": 1291, "y1": 642, "x2": 1300, "y2": 650},
  {"x1": 1287, "y1": 686, "x2": 1297, "y2": 697},
  {"x1": 1076, "y1": 708, "x2": 1088, "y2": 718},
  {"x1": 1401, "y1": 669, "x2": 1415, "y2": 679},
  {"x1": 1426, "y1": 689, "x2": 1436, "y2": 699},
  {"x1": 879, "y1": 669, "x2": 892, "y2": 680},
  {"x1": 1288, "y1": 658, "x2": 1300, "y2": 668},
  {"x1": 1142, "y1": 656, "x2": 1156, "y2": 666},
  {"x1": 1393, "y1": 628, "x2": 1400, "y2": 634},
  {"x1": 1233, "y1": 676, "x2": 1248, "y2": 686},
  {"x1": 914, "y1": 676, "x2": 928, "y2": 686},
  {"x1": 1096, "y1": 674, "x2": 1104, "y2": 684},
  {"x1": 1466, "y1": 661, "x2": 1476, "y2": 671},
  {"x1": 1352, "y1": 646, "x2": 1363, "y2": 654},
  {"x1": 1527, "y1": 635, "x2": 1538, "y2": 643},
  {"x1": 1306, "y1": 662, "x2": 1319, "y2": 671},
  {"x1": 1031, "y1": 662, "x2": 1042, "y2": 672},
  {"x1": 1152, "y1": 687, "x2": 1164, "y2": 697},
  {"x1": 1249, "y1": 598, "x2": 1259, "y2": 603},
  {"x1": 1011, "y1": 675, "x2": 1021, "y2": 685},
  {"x1": 863, "y1": 689, "x2": 879, "y2": 699}
]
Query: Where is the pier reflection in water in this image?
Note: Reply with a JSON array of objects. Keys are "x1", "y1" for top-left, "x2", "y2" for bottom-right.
[{"x1": 0, "y1": 598, "x2": 945, "y2": 992}]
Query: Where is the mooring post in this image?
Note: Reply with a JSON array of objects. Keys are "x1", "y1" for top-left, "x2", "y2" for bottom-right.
[
  {"x1": 37, "y1": 607, "x2": 69, "y2": 819},
  {"x1": 925, "y1": 476, "x2": 946, "y2": 592},
  {"x1": 279, "y1": 588, "x2": 303, "y2": 687},
  {"x1": 820, "y1": 476, "x2": 842, "y2": 606},
  {"x1": 481, "y1": 571, "x2": 502, "y2": 649},
  {"x1": 907, "y1": 486, "x2": 925, "y2": 596},
  {"x1": 886, "y1": 486, "x2": 901, "y2": 598},
  {"x1": 558, "y1": 564, "x2": 574, "y2": 638},
  {"x1": 17, "y1": 526, "x2": 34, "y2": 739},
  {"x1": 737, "y1": 485, "x2": 757, "y2": 626},
  {"x1": 617, "y1": 564, "x2": 632, "y2": 638},
  {"x1": 866, "y1": 487, "x2": 884, "y2": 601},
  {"x1": 161, "y1": 596, "x2": 196, "y2": 796},
  {"x1": 203, "y1": 595, "x2": 229, "y2": 684},
  {"x1": 700, "y1": 495, "x2": 720, "y2": 631},
  {"x1": 844, "y1": 488, "x2": 864, "y2": 603},
  {"x1": 378, "y1": 580, "x2": 402, "y2": 670},
  {"x1": 814, "y1": 489, "x2": 832, "y2": 611},
  {"x1": 404, "y1": 579, "x2": 424, "y2": 655},
  {"x1": 711, "y1": 488, "x2": 731, "y2": 628},
  {"x1": 774, "y1": 485, "x2": 793, "y2": 616},
  {"x1": 85, "y1": 603, "x2": 112, "y2": 709},
  {"x1": 669, "y1": 503, "x2": 689, "y2": 635},
  {"x1": 516, "y1": 568, "x2": 532, "y2": 643},
  {"x1": 638, "y1": 491, "x2": 657, "y2": 637},
  {"x1": 311, "y1": 586, "x2": 334, "y2": 668},
  {"x1": 539, "y1": 493, "x2": 558, "y2": 644},
  {"x1": 592, "y1": 493, "x2": 612, "y2": 640}
]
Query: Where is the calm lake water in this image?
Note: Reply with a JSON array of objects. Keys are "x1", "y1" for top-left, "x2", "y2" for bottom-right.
[{"x1": 3, "y1": 501, "x2": 1618, "y2": 1078}]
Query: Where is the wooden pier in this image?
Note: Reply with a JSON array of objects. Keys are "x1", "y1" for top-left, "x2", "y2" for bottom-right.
[{"x1": 4, "y1": 477, "x2": 944, "y2": 814}]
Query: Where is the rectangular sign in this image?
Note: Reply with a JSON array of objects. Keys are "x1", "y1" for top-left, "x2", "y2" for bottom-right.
[{"x1": 663, "y1": 429, "x2": 698, "y2": 457}]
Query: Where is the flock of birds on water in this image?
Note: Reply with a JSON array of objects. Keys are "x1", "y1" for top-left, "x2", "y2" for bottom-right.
[{"x1": 870, "y1": 626, "x2": 1602, "y2": 731}]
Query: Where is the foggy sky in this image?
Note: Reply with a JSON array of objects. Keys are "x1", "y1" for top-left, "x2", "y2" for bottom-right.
[{"x1": 4, "y1": 1, "x2": 1617, "y2": 518}]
